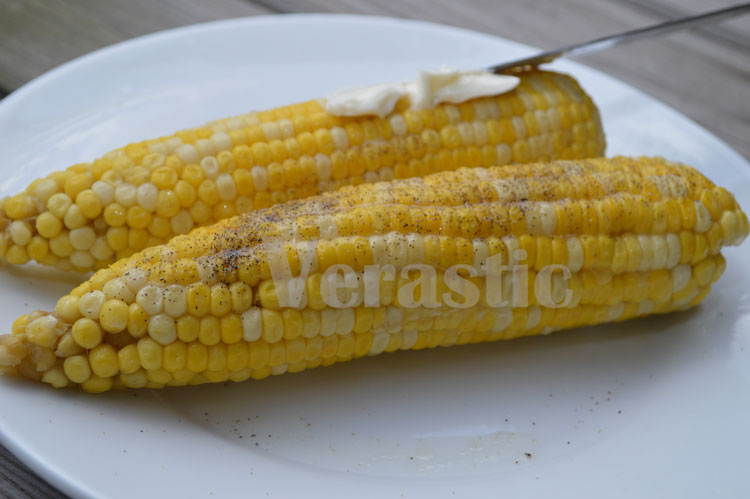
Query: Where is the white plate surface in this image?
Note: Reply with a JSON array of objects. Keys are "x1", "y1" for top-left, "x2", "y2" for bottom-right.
[{"x1": 0, "y1": 14, "x2": 749, "y2": 499}]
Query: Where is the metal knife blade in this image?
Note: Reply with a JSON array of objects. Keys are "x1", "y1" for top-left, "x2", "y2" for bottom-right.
[{"x1": 489, "y1": 3, "x2": 750, "y2": 74}]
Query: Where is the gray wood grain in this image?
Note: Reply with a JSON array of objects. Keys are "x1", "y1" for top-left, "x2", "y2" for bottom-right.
[
  {"x1": 0, "y1": 0, "x2": 748, "y2": 497},
  {"x1": 0, "y1": 449, "x2": 64, "y2": 499},
  {"x1": 0, "y1": 0, "x2": 275, "y2": 91}
]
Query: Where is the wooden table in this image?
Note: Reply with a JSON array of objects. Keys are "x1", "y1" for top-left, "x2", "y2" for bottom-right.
[{"x1": 0, "y1": 1, "x2": 747, "y2": 497}]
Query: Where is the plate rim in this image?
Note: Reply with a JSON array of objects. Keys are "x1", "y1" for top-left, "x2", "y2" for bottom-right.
[{"x1": 1, "y1": 13, "x2": 748, "y2": 499}]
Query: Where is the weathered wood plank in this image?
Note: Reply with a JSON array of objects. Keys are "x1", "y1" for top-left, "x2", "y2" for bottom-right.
[
  {"x1": 0, "y1": 446, "x2": 65, "y2": 498},
  {"x1": 624, "y1": 0, "x2": 750, "y2": 49},
  {"x1": 0, "y1": 0, "x2": 275, "y2": 91}
]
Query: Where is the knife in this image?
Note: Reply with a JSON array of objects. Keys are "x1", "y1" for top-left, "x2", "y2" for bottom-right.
[{"x1": 489, "y1": 2, "x2": 750, "y2": 74}]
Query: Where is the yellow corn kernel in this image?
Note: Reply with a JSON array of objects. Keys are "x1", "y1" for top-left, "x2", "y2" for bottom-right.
[
  {"x1": 176, "y1": 315, "x2": 200, "y2": 343},
  {"x1": 220, "y1": 314, "x2": 243, "y2": 344},
  {"x1": 198, "y1": 317, "x2": 221, "y2": 346},
  {"x1": 207, "y1": 344, "x2": 227, "y2": 371},
  {"x1": 137, "y1": 337, "x2": 163, "y2": 370},
  {"x1": 89, "y1": 344, "x2": 119, "y2": 378},
  {"x1": 71, "y1": 318, "x2": 103, "y2": 349},
  {"x1": 227, "y1": 342, "x2": 249, "y2": 371},
  {"x1": 117, "y1": 344, "x2": 140, "y2": 374},
  {"x1": 187, "y1": 283, "x2": 211, "y2": 317},
  {"x1": 63, "y1": 355, "x2": 91, "y2": 384},
  {"x1": 186, "y1": 342, "x2": 208, "y2": 372},
  {"x1": 99, "y1": 299, "x2": 129, "y2": 333},
  {"x1": 163, "y1": 342, "x2": 187, "y2": 372},
  {"x1": 210, "y1": 284, "x2": 232, "y2": 316}
]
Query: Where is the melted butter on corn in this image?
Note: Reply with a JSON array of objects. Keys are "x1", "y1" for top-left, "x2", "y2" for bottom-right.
[
  {"x1": 0, "y1": 70, "x2": 604, "y2": 272},
  {"x1": 325, "y1": 67, "x2": 521, "y2": 118}
]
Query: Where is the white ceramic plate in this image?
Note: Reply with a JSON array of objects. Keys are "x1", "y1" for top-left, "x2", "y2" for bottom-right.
[{"x1": 1, "y1": 14, "x2": 748, "y2": 499}]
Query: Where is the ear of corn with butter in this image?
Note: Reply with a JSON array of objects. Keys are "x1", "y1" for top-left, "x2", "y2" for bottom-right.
[{"x1": 0, "y1": 70, "x2": 604, "y2": 272}]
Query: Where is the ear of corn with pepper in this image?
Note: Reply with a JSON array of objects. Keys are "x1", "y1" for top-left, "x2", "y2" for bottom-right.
[{"x1": 0, "y1": 156, "x2": 745, "y2": 392}]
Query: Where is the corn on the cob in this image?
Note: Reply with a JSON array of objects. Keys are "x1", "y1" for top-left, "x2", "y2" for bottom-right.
[
  {"x1": 3, "y1": 156, "x2": 745, "y2": 393},
  {"x1": 0, "y1": 70, "x2": 604, "y2": 272}
]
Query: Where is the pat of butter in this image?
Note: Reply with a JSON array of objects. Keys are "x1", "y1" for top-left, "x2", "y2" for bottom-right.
[
  {"x1": 325, "y1": 68, "x2": 520, "y2": 118},
  {"x1": 325, "y1": 82, "x2": 408, "y2": 119}
]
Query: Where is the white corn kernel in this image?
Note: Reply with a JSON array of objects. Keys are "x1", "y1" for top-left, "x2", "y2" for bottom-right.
[
  {"x1": 314, "y1": 154, "x2": 332, "y2": 182},
  {"x1": 9, "y1": 221, "x2": 31, "y2": 246},
  {"x1": 525, "y1": 306, "x2": 542, "y2": 329},
  {"x1": 336, "y1": 308, "x2": 355, "y2": 335},
  {"x1": 69, "y1": 227, "x2": 96, "y2": 250},
  {"x1": 251, "y1": 166, "x2": 268, "y2": 191},
  {"x1": 388, "y1": 116, "x2": 407, "y2": 137},
  {"x1": 672, "y1": 264, "x2": 691, "y2": 292},
  {"x1": 651, "y1": 235, "x2": 668, "y2": 269},
  {"x1": 379, "y1": 167, "x2": 394, "y2": 181},
  {"x1": 606, "y1": 303, "x2": 625, "y2": 321},
  {"x1": 320, "y1": 309, "x2": 337, "y2": 337},
  {"x1": 637, "y1": 300, "x2": 655, "y2": 316},
  {"x1": 63, "y1": 205, "x2": 86, "y2": 229},
  {"x1": 210, "y1": 132, "x2": 232, "y2": 152},
  {"x1": 472, "y1": 121, "x2": 489, "y2": 146},
  {"x1": 665, "y1": 233, "x2": 681, "y2": 268},
  {"x1": 170, "y1": 210, "x2": 194, "y2": 235},
  {"x1": 123, "y1": 268, "x2": 147, "y2": 292},
  {"x1": 401, "y1": 329, "x2": 418, "y2": 350},
  {"x1": 444, "y1": 105, "x2": 461, "y2": 123},
  {"x1": 164, "y1": 137, "x2": 184, "y2": 153},
  {"x1": 70, "y1": 251, "x2": 94, "y2": 269},
  {"x1": 95, "y1": 232, "x2": 119, "y2": 263},
  {"x1": 216, "y1": 174, "x2": 237, "y2": 201},
  {"x1": 148, "y1": 142, "x2": 168, "y2": 155},
  {"x1": 200, "y1": 156, "x2": 220, "y2": 180},
  {"x1": 638, "y1": 235, "x2": 654, "y2": 271},
  {"x1": 566, "y1": 237, "x2": 584, "y2": 273},
  {"x1": 369, "y1": 236, "x2": 388, "y2": 265},
  {"x1": 79, "y1": 290, "x2": 105, "y2": 319},
  {"x1": 368, "y1": 333, "x2": 390, "y2": 356},
  {"x1": 271, "y1": 364, "x2": 288, "y2": 376},
  {"x1": 277, "y1": 119, "x2": 294, "y2": 138},
  {"x1": 241, "y1": 308, "x2": 262, "y2": 342},
  {"x1": 384, "y1": 233, "x2": 407, "y2": 268},
  {"x1": 176, "y1": 144, "x2": 199, "y2": 164},
  {"x1": 26, "y1": 316, "x2": 59, "y2": 349},
  {"x1": 137, "y1": 285, "x2": 164, "y2": 315},
  {"x1": 495, "y1": 144, "x2": 511, "y2": 165},
  {"x1": 47, "y1": 193, "x2": 73, "y2": 218},
  {"x1": 148, "y1": 314, "x2": 177, "y2": 345},
  {"x1": 511, "y1": 116, "x2": 527, "y2": 139},
  {"x1": 103, "y1": 278, "x2": 135, "y2": 302},
  {"x1": 163, "y1": 285, "x2": 187, "y2": 317},
  {"x1": 261, "y1": 122, "x2": 281, "y2": 141},
  {"x1": 457, "y1": 122, "x2": 474, "y2": 145},
  {"x1": 136, "y1": 183, "x2": 158, "y2": 211},
  {"x1": 195, "y1": 139, "x2": 215, "y2": 157},
  {"x1": 33, "y1": 179, "x2": 60, "y2": 203},
  {"x1": 41, "y1": 367, "x2": 69, "y2": 388},
  {"x1": 385, "y1": 307, "x2": 403, "y2": 332},
  {"x1": 406, "y1": 234, "x2": 425, "y2": 266},
  {"x1": 92, "y1": 181, "x2": 115, "y2": 205},
  {"x1": 519, "y1": 93, "x2": 535, "y2": 110},
  {"x1": 694, "y1": 202, "x2": 712, "y2": 232},
  {"x1": 114, "y1": 183, "x2": 137, "y2": 207},
  {"x1": 490, "y1": 308, "x2": 513, "y2": 332}
]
